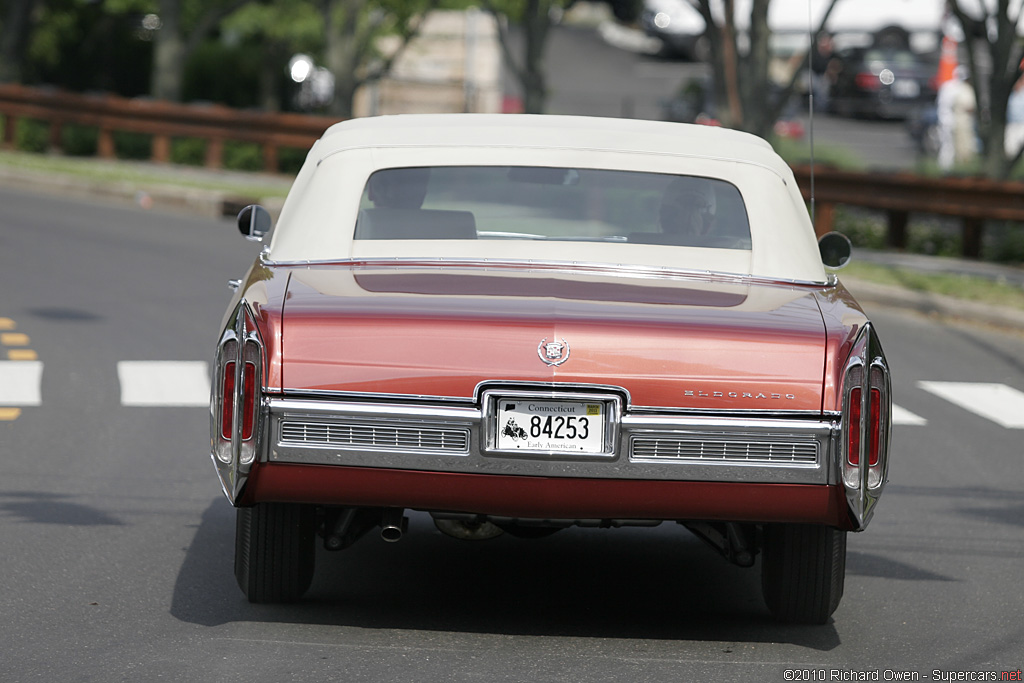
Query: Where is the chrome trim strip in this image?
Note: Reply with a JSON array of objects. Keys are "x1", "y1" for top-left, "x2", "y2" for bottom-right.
[
  {"x1": 621, "y1": 414, "x2": 833, "y2": 433},
  {"x1": 279, "y1": 388, "x2": 476, "y2": 405},
  {"x1": 275, "y1": 386, "x2": 829, "y2": 420},
  {"x1": 270, "y1": 397, "x2": 478, "y2": 421},
  {"x1": 475, "y1": 380, "x2": 630, "y2": 408},
  {"x1": 258, "y1": 257, "x2": 835, "y2": 289}
]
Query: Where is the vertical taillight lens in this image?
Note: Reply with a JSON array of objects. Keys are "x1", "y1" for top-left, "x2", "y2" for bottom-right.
[
  {"x1": 220, "y1": 360, "x2": 256, "y2": 441},
  {"x1": 221, "y1": 361, "x2": 236, "y2": 440},
  {"x1": 241, "y1": 361, "x2": 256, "y2": 441},
  {"x1": 847, "y1": 387, "x2": 881, "y2": 467}
]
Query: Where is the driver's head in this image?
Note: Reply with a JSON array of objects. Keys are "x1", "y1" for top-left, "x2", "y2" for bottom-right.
[
  {"x1": 659, "y1": 176, "x2": 717, "y2": 237},
  {"x1": 368, "y1": 167, "x2": 431, "y2": 209}
]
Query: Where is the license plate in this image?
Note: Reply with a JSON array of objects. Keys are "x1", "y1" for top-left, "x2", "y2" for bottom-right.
[
  {"x1": 892, "y1": 80, "x2": 919, "y2": 98},
  {"x1": 495, "y1": 399, "x2": 606, "y2": 454}
]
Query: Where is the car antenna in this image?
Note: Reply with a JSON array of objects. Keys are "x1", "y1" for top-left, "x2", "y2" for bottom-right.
[{"x1": 806, "y1": 0, "x2": 816, "y2": 226}]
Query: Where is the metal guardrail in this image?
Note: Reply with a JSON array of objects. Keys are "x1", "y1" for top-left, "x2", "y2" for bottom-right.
[
  {"x1": 2, "y1": 84, "x2": 1023, "y2": 257},
  {"x1": 0, "y1": 83, "x2": 339, "y2": 173},
  {"x1": 792, "y1": 166, "x2": 1024, "y2": 258}
]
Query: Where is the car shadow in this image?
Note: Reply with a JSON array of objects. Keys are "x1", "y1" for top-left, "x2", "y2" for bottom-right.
[
  {"x1": 0, "y1": 490, "x2": 122, "y2": 526},
  {"x1": 172, "y1": 499, "x2": 853, "y2": 649}
]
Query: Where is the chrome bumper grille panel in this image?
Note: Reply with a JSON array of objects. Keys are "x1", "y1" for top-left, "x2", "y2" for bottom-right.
[
  {"x1": 280, "y1": 420, "x2": 469, "y2": 454},
  {"x1": 266, "y1": 395, "x2": 839, "y2": 485},
  {"x1": 630, "y1": 435, "x2": 818, "y2": 465}
]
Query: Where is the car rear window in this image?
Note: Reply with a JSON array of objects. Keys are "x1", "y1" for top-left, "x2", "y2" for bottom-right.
[{"x1": 356, "y1": 166, "x2": 751, "y2": 250}]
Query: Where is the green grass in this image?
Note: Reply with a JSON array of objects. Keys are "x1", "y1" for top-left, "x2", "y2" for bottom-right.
[
  {"x1": 0, "y1": 149, "x2": 292, "y2": 199},
  {"x1": 842, "y1": 261, "x2": 1024, "y2": 312}
]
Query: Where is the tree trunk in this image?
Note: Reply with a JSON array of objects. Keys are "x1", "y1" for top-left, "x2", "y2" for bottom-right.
[
  {"x1": 323, "y1": 0, "x2": 363, "y2": 118},
  {"x1": 519, "y1": 0, "x2": 551, "y2": 113},
  {"x1": 742, "y1": 0, "x2": 772, "y2": 138},
  {"x1": 0, "y1": 0, "x2": 36, "y2": 83},
  {"x1": 485, "y1": 0, "x2": 552, "y2": 114},
  {"x1": 150, "y1": 0, "x2": 185, "y2": 101}
]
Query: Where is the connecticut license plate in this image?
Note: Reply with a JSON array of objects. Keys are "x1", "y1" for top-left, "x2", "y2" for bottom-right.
[{"x1": 495, "y1": 399, "x2": 606, "y2": 453}]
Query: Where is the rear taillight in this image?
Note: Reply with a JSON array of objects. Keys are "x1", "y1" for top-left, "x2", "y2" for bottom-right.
[
  {"x1": 855, "y1": 72, "x2": 882, "y2": 91},
  {"x1": 840, "y1": 325, "x2": 891, "y2": 512},
  {"x1": 212, "y1": 301, "x2": 263, "y2": 469}
]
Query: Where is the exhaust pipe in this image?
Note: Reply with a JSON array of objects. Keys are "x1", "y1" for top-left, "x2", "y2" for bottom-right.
[{"x1": 380, "y1": 507, "x2": 406, "y2": 542}]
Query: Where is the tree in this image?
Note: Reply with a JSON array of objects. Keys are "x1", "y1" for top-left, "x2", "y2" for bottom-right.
[
  {"x1": 319, "y1": 0, "x2": 439, "y2": 118},
  {"x1": 150, "y1": 0, "x2": 257, "y2": 102},
  {"x1": 223, "y1": 0, "x2": 324, "y2": 111},
  {"x1": 948, "y1": 0, "x2": 1023, "y2": 179},
  {"x1": 481, "y1": 0, "x2": 567, "y2": 114},
  {"x1": 693, "y1": 0, "x2": 840, "y2": 139},
  {"x1": 0, "y1": 0, "x2": 38, "y2": 83}
]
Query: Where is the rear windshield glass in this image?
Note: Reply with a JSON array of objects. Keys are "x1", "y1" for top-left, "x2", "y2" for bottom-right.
[{"x1": 356, "y1": 166, "x2": 751, "y2": 250}]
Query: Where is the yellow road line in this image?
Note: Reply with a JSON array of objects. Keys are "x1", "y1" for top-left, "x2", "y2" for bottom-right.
[
  {"x1": 7, "y1": 349, "x2": 38, "y2": 361},
  {"x1": 0, "y1": 408, "x2": 22, "y2": 420},
  {"x1": 0, "y1": 318, "x2": 14, "y2": 330},
  {"x1": 1, "y1": 332, "x2": 29, "y2": 346}
]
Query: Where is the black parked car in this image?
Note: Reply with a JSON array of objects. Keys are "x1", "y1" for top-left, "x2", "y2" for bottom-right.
[{"x1": 829, "y1": 47, "x2": 938, "y2": 119}]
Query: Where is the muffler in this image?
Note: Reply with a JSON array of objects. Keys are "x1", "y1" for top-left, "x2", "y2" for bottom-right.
[{"x1": 380, "y1": 507, "x2": 407, "y2": 542}]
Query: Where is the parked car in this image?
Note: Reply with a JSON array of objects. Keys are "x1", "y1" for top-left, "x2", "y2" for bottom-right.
[
  {"x1": 829, "y1": 45, "x2": 939, "y2": 119},
  {"x1": 213, "y1": 113, "x2": 892, "y2": 624}
]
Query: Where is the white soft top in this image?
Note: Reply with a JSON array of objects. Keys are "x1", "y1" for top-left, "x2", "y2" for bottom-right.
[{"x1": 268, "y1": 114, "x2": 827, "y2": 284}]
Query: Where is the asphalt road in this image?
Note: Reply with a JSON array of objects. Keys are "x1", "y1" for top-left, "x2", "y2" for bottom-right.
[{"x1": 1, "y1": 186, "x2": 1023, "y2": 681}]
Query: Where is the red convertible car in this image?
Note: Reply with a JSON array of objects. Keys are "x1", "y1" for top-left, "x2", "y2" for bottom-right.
[{"x1": 212, "y1": 114, "x2": 891, "y2": 623}]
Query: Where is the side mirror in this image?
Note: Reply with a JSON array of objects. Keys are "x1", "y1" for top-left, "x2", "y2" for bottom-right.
[
  {"x1": 818, "y1": 231, "x2": 852, "y2": 269},
  {"x1": 237, "y1": 205, "x2": 272, "y2": 242}
]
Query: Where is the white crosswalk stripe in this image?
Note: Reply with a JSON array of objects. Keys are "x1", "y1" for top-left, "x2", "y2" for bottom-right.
[
  {"x1": 117, "y1": 361, "x2": 210, "y2": 407},
  {"x1": 0, "y1": 361, "x2": 43, "y2": 405},
  {"x1": 918, "y1": 381, "x2": 1024, "y2": 429},
  {"x1": 892, "y1": 404, "x2": 927, "y2": 426},
  {"x1": 3, "y1": 360, "x2": 1024, "y2": 429}
]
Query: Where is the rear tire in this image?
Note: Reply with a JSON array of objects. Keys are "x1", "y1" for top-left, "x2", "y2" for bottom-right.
[
  {"x1": 235, "y1": 503, "x2": 316, "y2": 603},
  {"x1": 761, "y1": 523, "x2": 846, "y2": 624}
]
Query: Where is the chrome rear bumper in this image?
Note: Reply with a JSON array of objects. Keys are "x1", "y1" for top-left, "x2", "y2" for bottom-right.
[{"x1": 264, "y1": 395, "x2": 840, "y2": 486}]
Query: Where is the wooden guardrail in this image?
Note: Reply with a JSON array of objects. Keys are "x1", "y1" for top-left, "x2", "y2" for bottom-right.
[
  {"x1": 792, "y1": 166, "x2": 1024, "y2": 258},
  {"x1": 2, "y1": 84, "x2": 1023, "y2": 257},
  {"x1": 0, "y1": 83, "x2": 339, "y2": 173}
]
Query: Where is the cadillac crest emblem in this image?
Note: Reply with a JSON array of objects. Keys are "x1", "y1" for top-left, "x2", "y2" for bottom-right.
[{"x1": 537, "y1": 338, "x2": 570, "y2": 366}]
